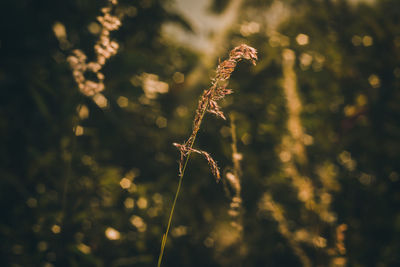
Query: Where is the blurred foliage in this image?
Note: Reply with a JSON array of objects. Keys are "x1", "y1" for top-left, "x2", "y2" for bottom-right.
[{"x1": 1, "y1": 0, "x2": 400, "y2": 266}]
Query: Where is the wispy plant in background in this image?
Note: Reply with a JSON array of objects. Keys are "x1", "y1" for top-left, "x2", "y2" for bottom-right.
[
  {"x1": 259, "y1": 48, "x2": 346, "y2": 267},
  {"x1": 57, "y1": 0, "x2": 125, "y2": 238},
  {"x1": 158, "y1": 44, "x2": 257, "y2": 266},
  {"x1": 218, "y1": 113, "x2": 245, "y2": 263},
  {"x1": 224, "y1": 113, "x2": 244, "y2": 235},
  {"x1": 67, "y1": 0, "x2": 122, "y2": 109}
]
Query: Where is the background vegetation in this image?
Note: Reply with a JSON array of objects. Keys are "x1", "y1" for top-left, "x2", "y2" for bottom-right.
[{"x1": 1, "y1": 0, "x2": 400, "y2": 266}]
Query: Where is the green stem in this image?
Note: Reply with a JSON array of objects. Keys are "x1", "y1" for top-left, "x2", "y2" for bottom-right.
[
  {"x1": 157, "y1": 154, "x2": 190, "y2": 267},
  {"x1": 157, "y1": 102, "x2": 209, "y2": 267}
]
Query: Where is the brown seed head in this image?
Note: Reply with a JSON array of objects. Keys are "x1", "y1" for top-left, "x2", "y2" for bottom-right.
[{"x1": 174, "y1": 44, "x2": 257, "y2": 181}]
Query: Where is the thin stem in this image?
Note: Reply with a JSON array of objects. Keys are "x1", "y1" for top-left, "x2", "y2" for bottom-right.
[
  {"x1": 61, "y1": 95, "x2": 84, "y2": 226},
  {"x1": 158, "y1": 44, "x2": 257, "y2": 266},
  {"x1": 157, "y1": 155, "x2": 188, "y2": 267},
  {"x1": 157, "y1": 103, "x2": 209, "y2": 267}
]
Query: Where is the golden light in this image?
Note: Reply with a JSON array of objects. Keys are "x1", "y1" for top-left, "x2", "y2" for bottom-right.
[
  {"x1": 359, "y1": 173, "x2": 374, "y2": 185},
  {"x1": 105, "y1": 227, "x2": 120, "y2": 240},
  {"x1": 312, "y1": 53, "x2": 325, "y2": 71},
  {"x1": 356, "y1": 94, "x2": 367, "y2": 106},
  {"x1": 128, "y1": 184, "x2": 137, "y2": 193},
  {"x1": 298, "y1": 181, "x2": 313, "y2": 202},
  {"x1": 52, "y1": 22, "x2": 67, "y2": 40},
  {"x1": 333, "y1": 258, "x2": 346, "y2": 266},
  {"x1": 93, "y1": 93, "x2": 108, "y2": 108},
  {"x1": 75, "y1": 125, "x2": 84, "y2": 136},
  {"x1": 124, "y1": 197, "x2": 134, "y2": 209},
  {"x1": 296, "y1": 33, "x2": 309, "y2": 46},
  {"x1": 137, "y1": 197, "x2": 148, "y2": 209},
  {"x1": 226, "y1": 172, "x2": 236, "y2": 183},
  {"x1": 119, "y1": 178, "x2": 131, "y2": 189},
  {"x1": 88, "y1": 22, "x2": 101, "y2": 35},
  {"x1": 344, "y1": 105, "x2": 356, "y2": 117},
  {"x1": 368, "y1": 74, "x2": 380, "y2": 88},
  {"x1": 294, "y1": 229, "x2": 309, "y2": 241},
  {"x1": 299, "y1": 53, "x2": 313, "y2": 70},
  {"x1": 77, "y1": 243, "x2": 91, "y2": 254},
  {"x1": 279, "y1": 150, "x2": 291, "y2": 162},
  {"x1": 152, "y1": 193, "x2": 163, "y2": 205},
  {"x1": 269, "y1": 32, "x2": 290, "y2": 47},
  {"x1": 140, "y1": 73, "x2": 169, "y2": 99},
  {"x1": 51, "y1": 225, "x2": 61, "y2": 234},
  {"x1": 320, "y1": 193, "x2": 332, "y2": 205},
  {"x1": 363, "y1": 35, "x2": 373, "y2": 46},
  {"x1": 52, "y1": 21, "x2": 70, "y2": 50},
  {"x1": 147, "y1": 207, "x2": 158, "y2": 217},
  {"x1": 130, "y1": 215, "x2": 147, "y2": 232},
  {"x1": 176, "y1": 105, "x2": 188, "y2": 117},
  {"x1": 213, "y1": 223, "x2": 241, "y2": 249},
  {"x1": 155, "y1": 116, "x2": 167, "y2": 128},
  {"x1": 78, "y1": 105, "x2": 89, "y2": 119},
  {"x1": 269, "y1": 35, "x2": 281, "y2": 47},
  {"x1": 171, "y1": 225, "x2": 188, "y2": 237},
  {"x1": 117, "y1": 96, "x2": 129, "y2": 107},
  {"x1": 233, "y1": 153, "x2": 243, "y2": 161},
  {"x1": 313, "y1": 236, "x2": 327, "y2": 248},
  {"x1": 321, "y1": 211, "x2": 336, "y2": 223},
  {"x1": 173, "y1": 72, "x2": 184, "y2": 83},
  {"x1": 241, "y1": 133, "x2": 251, "y2": 145},
  {"x1": 240, "y1": 21, "x2": 260, "y2": 37},
  {"x1": 302, "y1": 134, "x2": 313, "y2": 146},
  {"x1": 282, "y1": 49, "x2": 295, "y2": 62},
  {"x1": 338, "y1": 151, "x2": 356, "y2": 171}
]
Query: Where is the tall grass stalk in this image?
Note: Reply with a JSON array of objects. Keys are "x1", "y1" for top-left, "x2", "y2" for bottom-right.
[{"x1": 157, "y1": 44, "x2": 257, "y2": 267}]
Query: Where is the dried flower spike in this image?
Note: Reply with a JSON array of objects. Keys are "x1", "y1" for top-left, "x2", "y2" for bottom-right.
[
  {"x1": 173, "y1": 143, "x2": 220, "y2": 181},
  {"x1": 174, "y1": 44, "x2": 257, "y2": 181}
]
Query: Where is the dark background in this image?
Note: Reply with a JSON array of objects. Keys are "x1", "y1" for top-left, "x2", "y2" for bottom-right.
[{"x1": 1, "y1": 0, "x2": 400, "y2": 266}]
